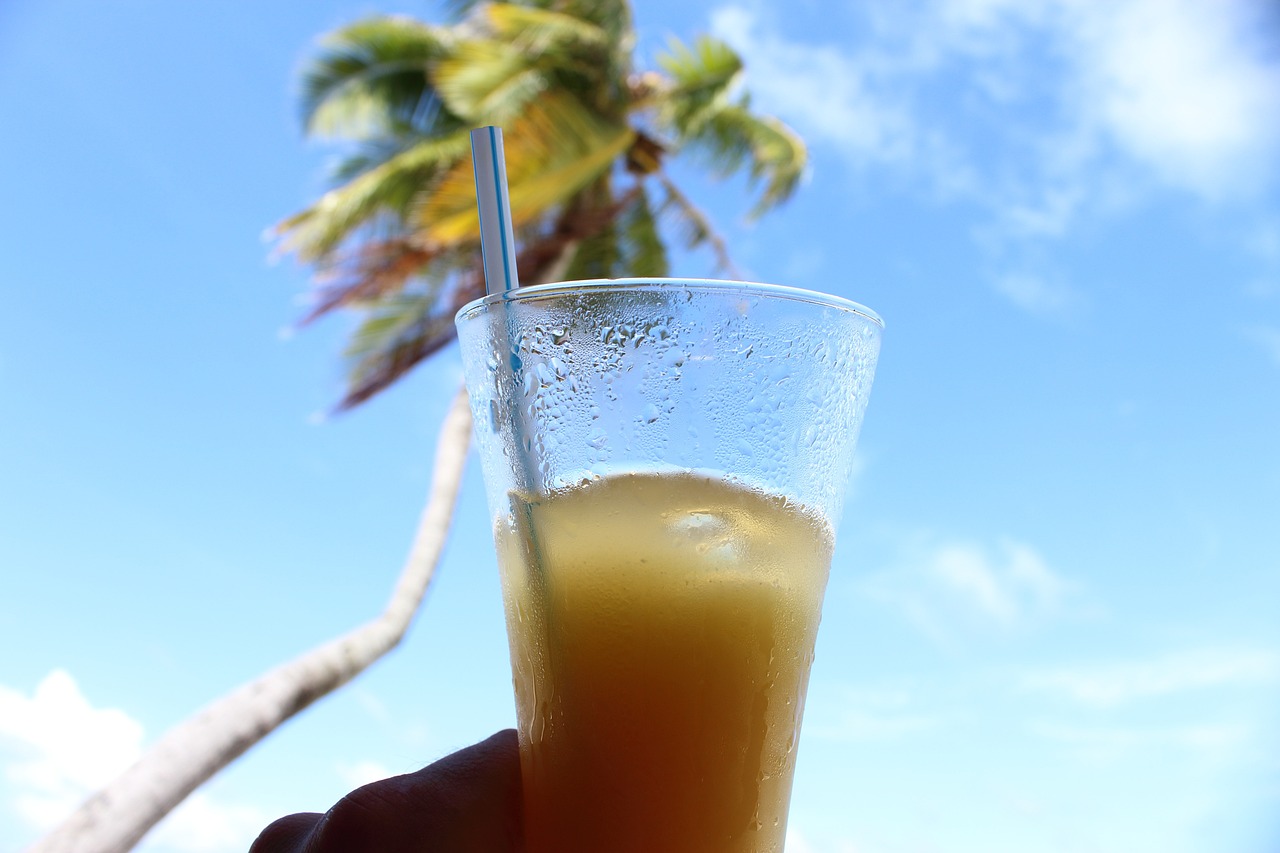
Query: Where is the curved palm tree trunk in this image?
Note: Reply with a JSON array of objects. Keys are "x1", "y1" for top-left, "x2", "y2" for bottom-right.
[{"x1": 28, "y1": 387, "x2": 474, "y2": 853}]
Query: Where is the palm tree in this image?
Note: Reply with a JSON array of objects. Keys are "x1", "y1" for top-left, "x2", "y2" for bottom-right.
[
  {"x1": 277, "y1": 0, "x2": 804, "y2": 408},
  {"x1": 29, "y1": 3, "x2": 805, "y2": 852}
]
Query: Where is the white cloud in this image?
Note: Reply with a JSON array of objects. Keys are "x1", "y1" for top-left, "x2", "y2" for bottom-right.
[
  {"x1": 146, "y1": 793, "x2": 267, "y2": 853},
  {"x1": 709, "y1": 6, "x2": 917, "y2": 168},
  {"x1": 336, "y1": 759, "x2": 395, "y2": 789},
  {"x1": 0, "y1": 671, "x2": 264, "y2": 853},
  {"x1": 786, "y1": 828, "x2": 868, "y2": 853},
  {"x1": 992, "y1": 271, "x2": 1081, "y2": 317},
  {"x1": 1030, "y1": 720, "x2": 1250, "y2": 759},
  {"x1": 862, "y1": 537, "x2": 1069, "y2": 641},
  {"x1": 353, "y1": 688, "x2": 392, "y2": 725},
  {"x1": 711, "y1": 0, "x2": 1280, "y2": 234},
  {"x1": 1023, "y1": 648, "x2": 1280, "y2": 707},
  {"x1": 1069, "y1": 0, "x2": 1280, "y2": 199},
  {"x1": 994, "y1": 186, "x2": 1087, "y2": 240},
  {"x1": 808, "y1": 687, "x2": 943, "y2": 742},
  {"x1": 0, "y1": 670, "x2": 143, "y2": 829},
  {"x1": 931, "y1": 545, "x2": 1020, "y2": 623}
]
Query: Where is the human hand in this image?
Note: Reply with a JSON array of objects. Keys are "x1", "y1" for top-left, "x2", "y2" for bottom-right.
[{"x1": 249, "y1": 729, "x2": 523, "y2": 853}]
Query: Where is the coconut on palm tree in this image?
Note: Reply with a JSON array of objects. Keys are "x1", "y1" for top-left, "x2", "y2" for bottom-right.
[{"x1": 30, "y1": 3, "x2": 805, "y2": 852}]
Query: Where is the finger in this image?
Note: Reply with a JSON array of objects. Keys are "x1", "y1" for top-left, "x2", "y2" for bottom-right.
[
  {"x1": 248, "y1": 812, "x2": 324, "y2": 853},
  {"x1": 251, "y1": 729, "x2": 523, "y2": 853}
]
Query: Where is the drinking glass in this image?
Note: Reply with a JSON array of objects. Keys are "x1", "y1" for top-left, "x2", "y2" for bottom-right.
[{"x1": 455, "y1": 278, "x2": 881, "y2": 852}]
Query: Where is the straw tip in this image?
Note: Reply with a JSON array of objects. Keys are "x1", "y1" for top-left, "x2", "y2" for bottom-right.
[{"x1": 470, "y1": 124, "x2": 519, "y2": 295}]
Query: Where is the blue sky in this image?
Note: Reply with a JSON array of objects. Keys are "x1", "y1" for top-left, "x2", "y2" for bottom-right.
[{"x1": 1, "y1": 0, "x2": 1278, "y2": 851}]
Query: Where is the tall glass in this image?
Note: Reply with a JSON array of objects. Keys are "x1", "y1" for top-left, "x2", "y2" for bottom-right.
[{"x1": 456, "y1": 279, "x2": 881, "y2": 853}]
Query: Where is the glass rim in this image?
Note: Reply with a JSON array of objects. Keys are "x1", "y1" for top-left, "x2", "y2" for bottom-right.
[{"x1": 455, "y1": 278, "x2": 884, "y2": 328}]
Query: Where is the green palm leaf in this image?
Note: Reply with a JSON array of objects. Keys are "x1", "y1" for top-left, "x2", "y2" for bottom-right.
[
  {"x1": 433, "y1": 40, "x2": 550, "y2": 123},
  {"x1": 700, "y1": 105, "x2": 806, "y2": 216},
  {"x1": 329, "y1": 140, "x2": 416, "y2": 183},
  {"x1": 560, "y1": 218, "x2": 620, "y2": 281},
  {"x1": 484, "y1": 5, "x2": 610, "y2": 56},
  {"x1": 434, "y1": 7, "x2": 612, "y2": 123},
  {"x1": 301, "y1": 16, "x2": 455, "y2": 139},
  {"x1": 619, "y1": 184, "x2": 669, "y2": 277},
  {"x1": 653, "y1": 36, "x2": 804, "y2": 218},
  {"x1": 655, "y1": 35, "x2": 742, "y2": 133},
  {"x1": 548, "y1": 0, "x2": 634, "y2": 49},
  {"x1": 276, "y1": 129, "x2": 473, "y2": 260}
]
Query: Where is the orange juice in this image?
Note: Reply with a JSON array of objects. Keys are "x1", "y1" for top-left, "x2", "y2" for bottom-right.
[{"x1": 497, "y1": 471, "x2": 832, "y2": 852}]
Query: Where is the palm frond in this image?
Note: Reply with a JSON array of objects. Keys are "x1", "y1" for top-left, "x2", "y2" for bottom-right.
[
  {"x1": 504, "y1": 121, "x2": 633, "y2": 228},
  {"x1": 483, "y1": 5, "x2": 610, "y2": 56},
  {"x1": 559, "y1": 181, "x2": 622, "y2": 282},
  {"x1": 275, "y1": 129, "x2": 473, "y2": 260},
  {"x1": 328, "y1": 140, "x2": 416, "y2": 183},
  {"x1": 278, "y1": 4, "x2": 808, "y2": 412},
  {"x1": 649, "y1": 35, "x2": 805, "y2": 216},
  {"x1": 433, "y1": 39, "x2": 550, "y2": 123},
  {"x1": 301, "y1": 239, "x2": 442, "y2": 324},
  {"x1": 697, "y1": 105, "x2": 806, "y2": 217},
  {"x1": 559, "y1": 225, "x2": 619, "y2": 281},
  {"x1": 654, "y1": 36, "x2": 742, "y2": 133},
  {"x1": 301, "y1": 16, "x2": 455, "y2": 139},
  {"x1": 441, "y1": 0, "x2": 484, "y2": 22},
  {"x1": 338, "y1": 275, "x2": 483, "y2": 410},
  {"x1": 434, "y1": 6, "x2": 612, "y2": 122},
  {"x1": 415, "y1": 93, "x2": 634, "y2": 242},
  {"x1": 619, "y1": 184, "x2": 669, "y2": 277},
  {"x1": 547, "y1": 0, "x2": 634, "y2": 51},
  {"x1": 655, "y1": 174, "x2": 735, "y2": 273}
]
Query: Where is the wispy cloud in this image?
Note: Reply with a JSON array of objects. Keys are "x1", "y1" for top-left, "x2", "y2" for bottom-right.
[
  {"x1": 1247, "y1": 218, "x2": 1280, "y2": 264},
  {"x1": 711, "y1": 0, "x2": 1280, "y2": 217},
  {"x1": 0, "y1": 671, "x2": 264, "y2": 853},
  {"x1": 336, "y1": 759, "x2": 394, "y2": 790},
  {"x1": 991, "y1": 271, "x2": 1081, "y2": 318},
  {"x1": 1022, "y1": 648, "x2": 1280, "y2": 707},
  {"x1": 1029, "y1": 720, "x2": 1251, "y2": 760},
  {"x1": 808, "y1": 686, "x2": 944, "y2": 742},
  {"x1": 1244, "y1": 279, "x2": 1279, "y2": 299},
  {"x1": 861, "y1": 537, "x2": 1070, "y2": 642},
  {"x1": 1243, "y1": 325, "x2": 1280, "y2": 367},
  {"x1": 709, "y1": 6, "x2": 916, "y2": 168},
  {"x1": 352, "y1": 688, "x2": 392, "y2": 725},
  {"x1": 1242, "y1": 219, "x2": 1280, "y2": 299}
]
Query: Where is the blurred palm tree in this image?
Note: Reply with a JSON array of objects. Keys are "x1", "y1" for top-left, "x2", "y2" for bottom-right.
[
  {"x1": 275, "y1": 0, "x2": 805, "y2": 408},
  {"x1": 31, "y1": 3, "x2": 806, "y2": 852}
]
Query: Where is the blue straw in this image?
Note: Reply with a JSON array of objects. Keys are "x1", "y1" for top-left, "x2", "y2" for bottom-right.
[{"x1": 470, "y1": 126, "x2": 521, "y2": 294}]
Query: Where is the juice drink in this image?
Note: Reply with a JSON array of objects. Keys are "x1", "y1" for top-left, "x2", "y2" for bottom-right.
[{"x1": 497, "y1": 471, "x2": 832, "y2": 853}]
